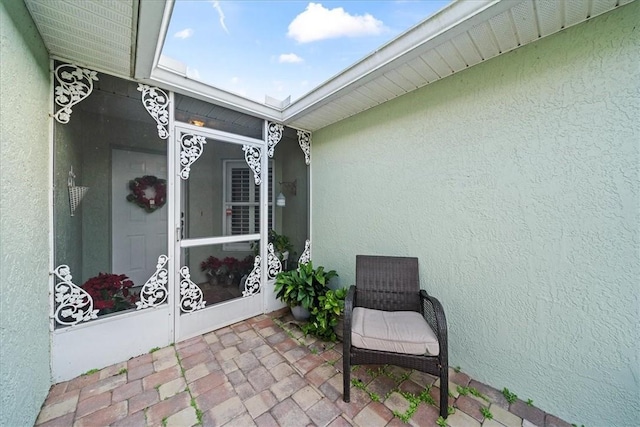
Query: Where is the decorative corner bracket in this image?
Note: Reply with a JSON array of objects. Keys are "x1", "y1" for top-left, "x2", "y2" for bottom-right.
[
  {"x1": 138, "y1": 84, "x2": 170, "y2": 139},
  {"x1": 52, "y1": 265, "x2": 99, "y2": 326},
  {"x1": 267, "y1": 243, "x2": 282, "y2": 279},
  {"x1": 179, "y1": 266, "x2": 206, "y2": 312},
  {"x1": 267, "y1": 122, "x2": 284, "y2": 158},
  {"x1": 296, "y1": 130, "x2": 311, "y2": 165},
  {"x1": 242, "y1": 256, "x2": 262, "y2": 297},
  {"x1": 242, "y1": 145, "x2": 262, "y2": 185},
  {"x1": 179, "y1": 133, "x2": 207, "y2": 180},
  {"x1": 298, "y1": 239, "x2": 311, "y2": 265},
  {"x1": 136, "y1": 255, "x2": 169, "y2": 309},
  {"x1": 53, "y1": 63, "x2": 98, "y2": 124}
]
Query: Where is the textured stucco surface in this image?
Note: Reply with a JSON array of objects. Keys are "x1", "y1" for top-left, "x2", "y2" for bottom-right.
[
  {"x1": 311, "y1": 3, "x2": 639, "y2": 426},
  {"x1": 0, "y1": 0, "x2": 53, "y2": 425}
]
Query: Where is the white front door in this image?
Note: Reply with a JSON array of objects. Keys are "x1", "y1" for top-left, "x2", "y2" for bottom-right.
[{"x1": 112, "y1": 149, "x2": 168, "y2": 287}]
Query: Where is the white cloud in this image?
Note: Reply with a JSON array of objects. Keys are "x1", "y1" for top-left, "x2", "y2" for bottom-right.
[
  {"x1": 211, "y1": 1, "x2": 229, "y2": 34},
  {"x1": 279, "y1": 53, "x2": 304, "y2": 64},
  {"x1": 174, "y1": 28, "x2": 194, "y2": 39},
  {"x1": 230, "y1": 77, "x2": 240, "y2": 84},
  {"x1": 287, "y1": 3, "x2": 384, "y2": 43}
]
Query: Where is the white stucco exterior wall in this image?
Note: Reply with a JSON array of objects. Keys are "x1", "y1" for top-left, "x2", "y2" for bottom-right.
[
  {"x1": 0, "y1": 0, "x2": 53, "y2": 425},
  {"x1": 311, "y1": 3, "x2": 639, "y2": 426}
]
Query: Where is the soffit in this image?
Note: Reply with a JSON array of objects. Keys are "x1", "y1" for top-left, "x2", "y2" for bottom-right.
[
  {"x1": 23, "y1": 0, "x2": 634, "y2": 133},
  {"x1": 24, "y1": 0, "x2": 138, "y2": 78},
  {"x1": 281, "y1": 0, "x2": 635, "y2": 131}
]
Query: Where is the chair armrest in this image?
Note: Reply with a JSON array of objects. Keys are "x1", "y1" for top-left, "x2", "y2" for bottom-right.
[
  {"x1": 419, "y1": 290, "x2": 448, "y2": 355},
  {"x1": 343, "y1": 285, "x2": 356, "y2": 350}
]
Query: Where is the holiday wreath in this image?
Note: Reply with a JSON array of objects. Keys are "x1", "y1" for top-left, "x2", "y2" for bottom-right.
[{"x1": 126, "y1": 175, "x2": 167, "y2": 212}]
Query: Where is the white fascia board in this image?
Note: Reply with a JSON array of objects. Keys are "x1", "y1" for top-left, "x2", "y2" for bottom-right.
[
  {"x1": 134, "y1": 0, "x2": 174, "y2": 79},
  {"x1": 147, "y1": 66, "x2": 283, "y2": 122},
  {"x1": 281, "y1": 0, "x2": 521, "y2": 124}
]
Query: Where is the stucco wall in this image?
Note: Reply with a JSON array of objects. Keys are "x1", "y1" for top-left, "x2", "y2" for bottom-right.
[
  {"x1": 0, "y1": 0, "x2": 53, "y2": 425},
  {"x1": 311, "y1": 3, "x2": 639, "y2": 426}
]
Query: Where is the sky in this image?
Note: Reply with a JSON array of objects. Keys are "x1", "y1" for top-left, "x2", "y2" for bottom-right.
[{"x1": 162, "y1": 1, "x2": 451, "y2": 103}]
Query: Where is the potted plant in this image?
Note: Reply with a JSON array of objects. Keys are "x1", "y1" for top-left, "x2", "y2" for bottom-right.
[
  {"x1": 269, "y1": 229, "x2": 293, "y2": 261},
  {"x1": 274, "y1": 261, "x2": 337, "y2": 320},
  {"x1": 82, "y1": 273, "x2": 138, "y2": 314},
  {"x1": 251, "y1": 229, "x2": 294, "y2": 264},
  {"x1": 201, "y1": 255, "x2": 254, "y2": 286},
  {"x1": 304, "y1": 287, "x2": 348, "y2": 341}
]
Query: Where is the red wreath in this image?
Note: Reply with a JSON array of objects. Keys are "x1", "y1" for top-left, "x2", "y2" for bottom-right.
[{"x1": 126, "y1": 175, "x2": 167, "y2": 212}]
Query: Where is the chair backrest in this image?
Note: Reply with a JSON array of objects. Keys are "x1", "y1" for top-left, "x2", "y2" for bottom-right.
[{"x1": 355, "y1": 255, "x2": 420, "y2": 312}]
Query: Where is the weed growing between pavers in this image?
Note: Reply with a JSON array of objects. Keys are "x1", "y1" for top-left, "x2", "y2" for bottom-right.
[
  {"x1": 456, "y1": 385, "x2": 489, "y2": 402},
  {"x1": 276, "y1": 314, "x2": 460, "y2": 424},
  {"x1": 502, "y1": 387, "x2": 518, "y2": 404},
  {"x1": 118, "y1": 368, "x2": 128, "y2": 375},
  {"x1": 172, "y1": 344, "x2": 204, "y2": 426},
  {"x1": 82, "y1": 368, "x2": 99, "y2": 375},
  {"x1": 349, "y1": 364, "x2": 456, "y2": 424},
  {"x1": 190, "y1": 397, "x2": 203, "y2": 424},
  {"x1": 480, "y1": 406, "x2": 493, "y2": 419}
]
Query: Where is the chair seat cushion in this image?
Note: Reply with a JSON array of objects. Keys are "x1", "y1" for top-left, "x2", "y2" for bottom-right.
[{"x1": 351, "y1": 307, "x2": 439, "y2": 356}]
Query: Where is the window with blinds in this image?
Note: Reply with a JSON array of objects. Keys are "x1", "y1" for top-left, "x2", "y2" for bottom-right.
[{"x1": 224, "y1": 160, "x2": 273, "y2": 250}]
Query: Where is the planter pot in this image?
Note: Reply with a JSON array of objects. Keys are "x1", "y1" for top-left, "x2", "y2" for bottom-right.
[
  {"x1": 207, "y1": 272, "x2": 218, "y2": 286},
  {"x1": 334, "y1": 315, "x2": 345, "y2": 341},
  {"x1": 291, "y1": 305, "x2": 310, "y2": 321}
]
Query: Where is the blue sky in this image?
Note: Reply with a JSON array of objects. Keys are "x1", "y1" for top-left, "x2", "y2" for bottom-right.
[{"x1": 162, "y1": 1, "x2": 451, "y2": 103}]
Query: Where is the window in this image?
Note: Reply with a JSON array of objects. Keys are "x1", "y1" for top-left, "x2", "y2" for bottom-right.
[{"x1": 223, "y1": 160, "x2": 273, "y2": 250}]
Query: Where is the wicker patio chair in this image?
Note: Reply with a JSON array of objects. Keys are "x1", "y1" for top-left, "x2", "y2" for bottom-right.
[{"x1": 343, "y1": 255, "x2": 449, "y2": 418}]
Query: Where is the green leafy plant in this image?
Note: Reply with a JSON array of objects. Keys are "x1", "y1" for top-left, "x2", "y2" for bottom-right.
[
  {"x1": 118, "y1": 368, "x2": 127, "y2": 375},
  {"x1": 149, "y1": 347, "x2": 161, "y2": 353},
  {"x1": 480, "y1": 407, "x2": 493, "y2": 419},
  {"x1": 251, "y1": 229, "x2": 294, "y2": 261},
  {"x1": 453, "y1": 366, "x2": 461, "y2": 373},
  {"x1": 436, "y1": 416, "x2": 447, "y2": 427},
  {"x1": 274, "y1": 261, "x2": 337, "y2": 309},
  {"x1": 82, "y1": 368, "x2": 99, "y2": 376},
  {"x1": 502, "y1": 387, "x2": 518, "y2": 404},
  {"x1": 527, "y1": 398, "x2": 534, "y2": 406},
  {"x1": 302, "y1": 287, "x2": 347, "y2": 341}
]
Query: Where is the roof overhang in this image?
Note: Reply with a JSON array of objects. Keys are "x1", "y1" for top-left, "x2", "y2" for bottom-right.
[{"x1": 25, "y1": 0, "x2": 635, "y2": 132}]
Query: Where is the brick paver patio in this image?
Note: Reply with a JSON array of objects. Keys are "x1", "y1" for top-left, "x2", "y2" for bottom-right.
[{"x1": 35, "y1": 311, "x2": 573, "y2": 427}]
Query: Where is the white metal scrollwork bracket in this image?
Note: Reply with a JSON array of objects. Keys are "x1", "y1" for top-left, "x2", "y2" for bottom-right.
[
  {"x1": 267, "y1": 122, "x2": 284, "y2": 158},
  {"x1": 53, "y1": 63, "x2": 98, "y2": 124},
  {"x1": 52, "y1": 265, "x2": 99, "y2": 326},
  {"x1": 138, "y1": 84, "x2": 170, "y2": 139},
  {"x1": 298, "y1": 239, "x2": 311, "y2": 265},
  {"x1": 242, "y1": 145, "x2": 262, "y2": 185},
  {"x1": 267, "y1": 243, "x2": 282, "y2": 279},
  {"x1": 136, "y1": 255, "x2": 169, "y2": 309},
  {"x1": 179, "y1": 133, "x2": 207, "y2": 179},
  {"x1": 243, "y1": 256, "x2": 262, "y2": 297},
  {"x1": 297, "y1": 130, "x2": 311, "y2": 165},
  {"x1": 179, "y1": 266, "x2": 206, "y2": 312}
]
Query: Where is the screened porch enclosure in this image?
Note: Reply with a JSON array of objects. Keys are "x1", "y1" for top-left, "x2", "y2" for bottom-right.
[{"x1": 50, "y1": 66, "x2": 310, "y2": 380}]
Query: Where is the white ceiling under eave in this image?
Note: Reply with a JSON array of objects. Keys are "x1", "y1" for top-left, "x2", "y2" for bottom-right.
[
  {"x1": 23, "y1": 0, "x2": 635, "y2": 133},
  {"x1": 24, "y1": 0, "x2": 138, "y2": 78}
]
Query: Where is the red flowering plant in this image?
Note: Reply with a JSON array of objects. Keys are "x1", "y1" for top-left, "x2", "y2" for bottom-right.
[
  {"x1": 201, "y1": 255, "x2": 254, "y2": 285},
  {"x1": 82, "y1": 273, "x2": 138, "y2": 314}
]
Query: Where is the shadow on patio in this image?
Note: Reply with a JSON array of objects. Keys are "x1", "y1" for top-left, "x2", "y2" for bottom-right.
[{"x1": 35, "y1": 311, "x2": 572, "y2": 427}]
